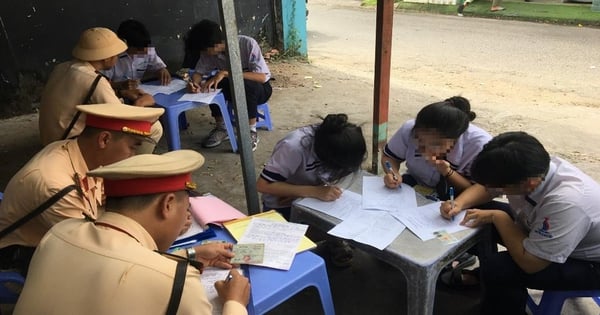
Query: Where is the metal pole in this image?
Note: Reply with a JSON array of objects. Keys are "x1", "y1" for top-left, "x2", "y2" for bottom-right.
[
  {"x1": 371, "y1": 0, "x2": 394, "y2": 174},
  {"x1": 218, "y1": 0, "x2": 261, "y2": 215}
]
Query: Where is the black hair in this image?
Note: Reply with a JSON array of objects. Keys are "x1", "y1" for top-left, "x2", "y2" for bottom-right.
[
  {"x1": 412, "y1": 97, "x2": 476, "y2": 139},
  {"x1": 117, "y1": 19, "x2": 151, "y2": 48},
  {"x1": 184, "y1": 19, "x2": 225, "y2": 53},
  {"x1": 313, "y1": 114, "x2": 367, "y2": 182},
  {"x1": 471, "y1": 131, "x2": 550, "y2": 187}
]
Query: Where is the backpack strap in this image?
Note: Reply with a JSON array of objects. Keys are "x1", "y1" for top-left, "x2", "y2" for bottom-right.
[
  {"x1": 61, "y1": 72, "x2": 105, "y2": 140},
  {"x1": 166, "y1": 260, "x2": 187, "y2": 315},
  {"x1": 0, "y1": 184, "x2": 80, "y2": 240}
]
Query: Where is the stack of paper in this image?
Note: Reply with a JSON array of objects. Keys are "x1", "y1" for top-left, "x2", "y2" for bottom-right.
[{"x1": 189, "y1": 195, "x2": 246, "y2": 228}]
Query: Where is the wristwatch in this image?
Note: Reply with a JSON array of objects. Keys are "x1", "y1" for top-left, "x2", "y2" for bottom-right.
[{"x1": 186, "y1": 247, "x2": 196, "y2": 260}]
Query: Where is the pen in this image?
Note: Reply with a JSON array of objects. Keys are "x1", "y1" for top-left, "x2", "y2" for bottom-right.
[
  {"x1": 384, "y1": 161, "x2": 398, "y2": 181},
  {"x1": 225, "y1": 273, "x2": 233, "y2": 283},
  {"x1": 449, "y1": 186, "x2": 455, "y2": 222}
]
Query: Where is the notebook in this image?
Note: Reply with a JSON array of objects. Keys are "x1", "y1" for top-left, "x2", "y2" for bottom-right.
[{"x1": 189, "y1": 194, "x2": 247, "y2": 228}]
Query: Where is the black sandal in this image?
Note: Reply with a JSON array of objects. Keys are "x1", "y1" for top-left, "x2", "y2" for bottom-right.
[
  {"x1": 440, "y1": 267, "x2": 480, "y2": 289},
  {"x1": 326, "y1": 239, "x2": 354, "y2": 268}
]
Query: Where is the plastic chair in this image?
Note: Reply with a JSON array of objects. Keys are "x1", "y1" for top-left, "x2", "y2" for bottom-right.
[
  {"x1": 526, "y1": 290, "x2": 600, "y2": 315},
  {"x1": 227, "y1": 102, "x2": 274, "y2": 131},
  {"x1": 0, "y1": 271, "x2": 24, "y2": 304},
  {"x1": 246, "y1": 251, "x2": 335, "y2": 315}
]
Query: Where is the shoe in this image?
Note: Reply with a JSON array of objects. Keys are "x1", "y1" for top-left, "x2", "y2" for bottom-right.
[
  {"x1": 326, "y1": 239, "x2": 353, "y2": 268},
  {"x1": 202, "y1": 127, "x2": 229, "y2": 148},
  {"x1": 440, "y1": 266, "x2": 480, "y2": 289},
  {"x1": 457, "y1": 4, "x2": 465, "y2": 15},
  {"x1": 250, "y1": 131, "x2": 259, "y2": 152},
  {"x1": 441, "y1": 252, "x2": 477, "y2": 274}
]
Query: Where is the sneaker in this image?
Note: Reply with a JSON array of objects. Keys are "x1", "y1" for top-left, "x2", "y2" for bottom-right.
[
  {"x1": 457, "y1": 4, "x2": 465, "y2": 15},
  {"x1": 251, "y1": 131, "x2": 259, "y2": 152},
  {"x1": 202, "y1": 127, "x2": 229, "y2": 148}
]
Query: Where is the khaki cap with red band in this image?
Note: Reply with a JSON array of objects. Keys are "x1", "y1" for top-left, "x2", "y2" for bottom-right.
[
  {"x1": 76, "y1": 104, "x2": 164, "y2": 137},
  {"x1": 87, "y1": 150, "x2": 205, "y2": 197}
]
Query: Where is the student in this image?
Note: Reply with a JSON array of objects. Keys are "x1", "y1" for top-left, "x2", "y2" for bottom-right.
[
  {"x1": 441, "y1": 131, "x2": 600, "y2": 315},
  {"x1": 184, "y1": 19, "x2": 272, "y2": 151},
  {"x1": 382, "y1": 96, "x2": 492, "y2": 272},
  {"x1": 14, "y1": 150, "x2": 250, "y2": 315},
  {"x1": 0, "y1": 104, "x2": 164, "y2": 276},
  {"x1": 39, "y1": 27, "x2": 160, "y2": 154},
  {"x1": 257, "y1": 113, "x2": 366, "y2": 267},
  {"x1": 102, "y1": 19, "x2": 172, "y2": 90}
]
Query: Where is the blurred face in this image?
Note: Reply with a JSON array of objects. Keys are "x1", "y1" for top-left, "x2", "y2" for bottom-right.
[
  {"x1": 100, "y1": 133, "x2": 142, "y2": 166},
  {"x1": 204, "y1": 42, "x2": 225, "y2": 56},
  {"x1": 102, "y1": 55, "x2": 119, "y2": 70},
  {"x1": 485, "y1": 177, "x2": 542, "y2": 196},
  {"x1": 414, "y1": 129, "x2": 455, "y2": 161}
]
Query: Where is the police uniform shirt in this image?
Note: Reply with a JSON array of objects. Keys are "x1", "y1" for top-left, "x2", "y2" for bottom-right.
[
  {"x1": 13, "y1": 212, "x2": 246, "y2": 315},
  {"x1": 194, "y1": 35, "x2": 271, "y2": 83},
  {"x1": 39, "y1": 60, "x2": 121, "y2": 145},
  {"x1": 102, "y1": 48, "x2": 167, "y2": 81},
  {"x1": 507, "y1": 157, "x2": 600, "y2": 264},
  {"x1": 0, "y1": 139, "x2": 102, "y2": 249},
  {"x1": 383, "y1": 119, "x2": 492, "y2": 187},
  {"x1": 260, "y1": 125, "x2": 327, "y2": 209}
]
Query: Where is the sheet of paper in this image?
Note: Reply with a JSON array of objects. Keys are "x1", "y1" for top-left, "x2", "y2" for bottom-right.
[
  {"x1": 295, "y1": 190, "x2": 362, "y2": 220},
  {"x1": 177, "y1": 89, "x2": 222, "y2": 103},
  {"x1": 189, "y1": 195, "x2": 246, "y2": 228},
  {"x1": 200, "y1": 267, "x2": 242, "y2": 315},
  {"x1": 327, "y1": 210, "x2": 406, "y2": 250},
  {"x1": 238, "y1": 218, "x2": 308, "y2": 270},
  {"x1": 361, "y1": 176, "x2": 418, "y2": 211},
  {"x1": 139, "y1": 79, "x2": 188, "y2": 95},
  {"x1": 390, "y1": 201, "x2": 469, "y2": 241}
]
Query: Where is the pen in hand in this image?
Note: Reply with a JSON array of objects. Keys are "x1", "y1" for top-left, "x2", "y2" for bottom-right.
[
  {"x1": 449, "y1": 186, "x2": 455, "y2": 222},
  {"x1": 225, "y1": 273, "x2": 233, "y2": 283},
  {"x1": 384, "y1": 161, "x2": 398, "y2": 181}
]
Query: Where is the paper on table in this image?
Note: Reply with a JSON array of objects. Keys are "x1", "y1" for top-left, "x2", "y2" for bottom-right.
[
  {"x1": 139, "y1": 79, "x2": 188, "y2": 95},
  {"x1": 189, "y1": 195, "x2": 246, "y2": 228},
  {"x1": 390, "y1": 201, "x2": 469, "y2": 241},
  {"x1": 238, "y1": 218, "x2": 308, "y2": 270},
  {"x1": 362, "y1": 176, "x2": 418, "y2": 211},
  {"x1": 200, "y1": 267, "x2": 243, "y2": 315},
  {"x1": 327, "y1": 210, "x2": 406, "y2": 250},
  {"x1": 295, "y1": 190, "x2": 362, "y2": 220},
  {"x1": 177, "y1": 89, "x2": 222, "y2": 103}
]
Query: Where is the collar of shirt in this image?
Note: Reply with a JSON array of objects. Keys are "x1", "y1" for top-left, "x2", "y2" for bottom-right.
[
  {"x1": 525, "y1": 157, "x2": 558, "y2": 206},
  {"x1": 95, "y1": 212, "x2": 159, "y2": 250},
  {"x1": 63, "y1": 140, "x2": 104, "y2": 210}
]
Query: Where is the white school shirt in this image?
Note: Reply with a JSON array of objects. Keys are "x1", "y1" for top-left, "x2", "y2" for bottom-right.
[
  {"x1": 260, "y1": 125, "x2": 329, "y2": 209},
  {"x1": 507, "y1": 157, "x2": 600, "y2": 263},
  {"x1": 383, "y1": 119, "x2": 492, "y2": 187},
  {"x1": 102, "y1": 48, "x2": 166, "y2": 81},
  {"x1": 194, "y1": 35, "x2": 271, "y2": 83}
]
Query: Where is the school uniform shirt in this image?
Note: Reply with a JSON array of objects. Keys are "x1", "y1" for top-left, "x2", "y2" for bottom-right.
[
  {"x1": 507, "y1": 157, "x2": 600, "y2": 264},
  {"x1": 260, "y1": 125, "x2": 328, "y2": 209},
  {"x1": 383, "y1": 119, "x2": 492, "y2": 188},
  {"x1": 13, "y1": 212, "x2": 247, "y2": 315},
  {"x1": 194, "y1": 35, "x2": 271, "y2": 83},
  {"x1": 39, "y1": 60, "x2": 121, "y2": 145},
  {"x1": 102, "y1": 48, "x2": 167, "y2": 81},
  {"x1": 0, "y1": 139, "x2": 103, "y2": 249}
]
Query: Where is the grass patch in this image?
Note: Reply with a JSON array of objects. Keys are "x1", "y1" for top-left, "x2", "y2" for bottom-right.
[{"x1": 362, "y1": 0, "x2": 600, "y2": 27}]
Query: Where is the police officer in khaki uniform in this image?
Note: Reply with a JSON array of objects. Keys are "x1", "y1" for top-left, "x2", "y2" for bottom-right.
[
  {"x1": 38, "y1": 27, "x2": 162, "y2": 154},
  {"x1": 14, "y1": 150, "x2": 250, "y2": 315},
  {"x1": 0, "y1": 104, "x2": 164, "y2": 275}
]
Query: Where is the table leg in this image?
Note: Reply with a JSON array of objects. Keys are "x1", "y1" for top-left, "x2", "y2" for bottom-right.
[
  {"x1": 404, "y1": 266, "x2": 438, "y2": 315},
  {"x1": 214, "y1": 93, "x2": 238, "y2": 152}
]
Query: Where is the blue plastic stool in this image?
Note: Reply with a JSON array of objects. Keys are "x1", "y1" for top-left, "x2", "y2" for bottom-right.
[
  {"x1": 246, "y1": 251, "x2": 335, "y2": 315},
  {"x1": 0, "y1": 271, "x2": 25, "y2": 304},
  {"x1": 227, "y1": 102, "x2": 274, "y2": 131},
  {"x1": 526, "y1": 290, "x2": 600, "y2": 315}
]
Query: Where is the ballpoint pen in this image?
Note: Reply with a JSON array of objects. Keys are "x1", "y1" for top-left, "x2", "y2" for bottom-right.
[
  {"x1": 384, "y1": 161, "x2": 398, "y2": 181},
  {"x1": 449, "y1": 186, "x2": 455, "y2": 222},
  {"x1": 225, "y1": 273, "x2": 233, "y2": 283}
]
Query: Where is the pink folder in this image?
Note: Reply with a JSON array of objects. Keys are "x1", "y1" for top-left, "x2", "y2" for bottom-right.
[{"x1": 189, "y1": 195, "x2": 246, "y2": 228}]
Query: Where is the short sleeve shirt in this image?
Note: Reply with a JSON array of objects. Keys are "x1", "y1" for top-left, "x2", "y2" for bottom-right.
[
  {"x1": 507, "y1": 157, "x2": 600, "y2": 263},
  {"x1": 260, "y1": 125, "x2": 325, "y2": 208},
  {"x1": 39, "y1": 60, "x2": 121, "y2": 145},
  {"x1": 194, "y1": 35, "x2": 271, "y2": 82},
  {"x1": 0, "y1": 140, "x2": 103, "y2": 248},
  {"x1": 383, "y1": 119, "x2": 492, "y2": 187},
  {"x1": 102, "y1": 48, "x2": 167, "y2": 81}
]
